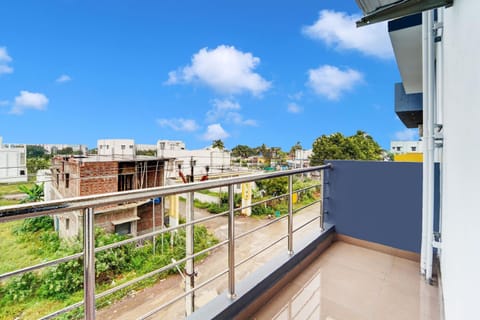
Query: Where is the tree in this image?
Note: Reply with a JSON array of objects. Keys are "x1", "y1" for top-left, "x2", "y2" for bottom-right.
[
  {"x1": 27, "y1": 145, "x2": 47, "y2": 158},
  {"x1": 310, "y1": 130, "x2": 382, "y2": 166},
  {"x1": 27, "y1": 157, "x2": 51, "y2": 175},
  {"x1": 212, "y1": 139, "x2": 225, "y2": 150},
  {"x1": 56, "y1": 147, "x2": 73, "y2": 155},
  {"x1": 231, "y1": 145, "x2": 254, "y2": 158},
  {"x1": 289, "y1": 141, "x2": 303, "y2": 158},
  {"x1": 137, "y1": 150, "x2": 157, "y2": 156}
]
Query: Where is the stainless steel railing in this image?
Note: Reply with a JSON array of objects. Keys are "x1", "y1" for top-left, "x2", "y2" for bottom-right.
[{"x1": 0, "y1": 164, "x2": 331, "y2": 319}]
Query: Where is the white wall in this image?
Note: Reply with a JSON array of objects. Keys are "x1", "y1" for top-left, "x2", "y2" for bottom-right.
[
  {"x1": 441, "y1": 1, "x2": 480, "y2": 318},
  {"x1": 97, "y1": 139, "x2": 135, "y2": 157},
  {"x1": 0, "y1": 143, "x2": 28, "y2": 183}
]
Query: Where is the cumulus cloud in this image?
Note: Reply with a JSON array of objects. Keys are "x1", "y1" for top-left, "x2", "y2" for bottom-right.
[
  {"x1": 11, "y1": 91, "x2": 48, "y2": 115},
  {"x1": 157, "y1": 118, "x2": 199, "y2": 132},
  {"x1": 166, "y1": 45, "x2": 271, "y2": 96},
  {"x1": 394, "y1": 129, "x2": 418, "y2": 141},
  {"x1": 307, "y1": 65, "x2": 363, "y2": 100},
  {"x1": 56, "y1": 74, "x2": 72, "y2": 83},
  {"x1": 0, "y1": 47, "x2": 13, "y2": 75},
  {"x1": 206, "y1": 99, "x2": 257, "y2": 126},
  {"x1": 303, "y1": 10, "x2": 393, "y2": 59},
  {"x1": 203, "y1": 124, "x2": 230, "y2": 141},
  {"x1": 287, "y1": 102, "x2": 302, "y2": 114}
]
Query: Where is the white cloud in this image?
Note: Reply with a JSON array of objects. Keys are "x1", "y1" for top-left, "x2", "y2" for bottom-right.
[
  {"x1": 288, "y1": 91, "x2": 303, "y2": 101},
  {"x1": 203, "y1": 124, "x2": 230, "y2": 141},
  {"x1": 307, "y1": 65, "x2": 363, "y2": 100},
  {"x1": 206, "y1": 99, "x2": 257, "y2": 126},
  {"x1": 287, "y1": 102, "x2": 302, "y2": 113},
  {"x1": 394, "y1": 128, "x2": 418, "y2": 141},
  {"x1": 302, "y1": 10, "x2": 393, "y2": 59},
  {"x1": 166, "y1": 45, "x2": 271, "y2": 96},
  {"x1": 157, "y1": 118, "x2": 199, "y2": 132},
  {"x1": 11, "y1": 91, "x2": 48, "y2": 115},
  {"x1": 56, "y1": 74, "x2": 72, "y2": 83},
  {"x1": 0, "y1": 47, "x2": 13, "y2": 75}
]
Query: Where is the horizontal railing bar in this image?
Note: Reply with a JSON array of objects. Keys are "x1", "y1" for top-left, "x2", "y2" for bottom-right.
[
  {"x1": 292, "y1": 199, "x2": 322, "y2": 214},
  {"x1": 235, "y1": 215, "x2": 287, "y2": 240},
  {"x1": 96, "y1": 239, "x2": 229, "y2": 300},
  {"x1": 235, "y1": 234, "x2": 289, "y2": 268},
  {"x1": 293, "y1": 215, "x2": 321, "y2": 233},
  {"x1": 0, "y1": 165, "x2": 331, "y2": 222},
  {"x1": 293, "y1": 184, "x2": 322, "y2": 194},
  {"x1": 39, "y1": 300, "x2": 84, "y2": 320},
  {"x1": 0, "y1": 252, "x2": 84, "y2": 281},
  {"x1": 138, "y1": 269, "x2": 230, "y2": 320},
  {"x1": 95, "y1": 212, "x2": 228, "y2": 253}
]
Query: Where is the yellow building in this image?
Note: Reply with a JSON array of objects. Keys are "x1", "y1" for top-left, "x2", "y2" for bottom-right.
[{"x1": 394, "y1": 152, "x2": 423, "y2": 162}]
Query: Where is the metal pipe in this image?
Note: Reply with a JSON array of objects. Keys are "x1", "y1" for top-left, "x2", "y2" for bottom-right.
[
  {"x1": 227, "y1": 184, "x2": 236, "y2": 299},
  {"x1": 185, "y1": 191, "x2": 195, "y2": 316},
  {"x1": 319, "y1": 170, "x2": 325, "y2": 232},
  {"x1": 287, "y1": 175, "x2": 294, "y2": 255},
  {"x1": 425, "y1": 9, "x2": 435, "y2": 283},
  {"x1": 235, "y1": 234, "x2": 289, "y2": 268},
  {"x1": 83, "y1": 207, "x2": 96, "y2": 320}
]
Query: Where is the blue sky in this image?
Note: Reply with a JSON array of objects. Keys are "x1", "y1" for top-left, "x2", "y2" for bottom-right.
[{"x1": 0, "y1": 0, "x2": 417, "y2": 151}]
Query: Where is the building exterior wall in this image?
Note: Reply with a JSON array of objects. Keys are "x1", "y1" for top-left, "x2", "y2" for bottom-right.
[
  {"x1": 394, "y1": 153, "x2": 423, "y2": 162},
  {"x1": 157, "y1": 140, "x2": 231, "y2": 177},
  {"x1": 390, "y1": 140, "x2": 423, "y2": 154},
  {"x1": 97, "y1": 139, "x2": 135, "y2": 157},
  {"x1": 50, "y1": 156, "x2": 165, "y2": 239},
  {"x1": 0, "y1": 139, "x2": 28, "y2": 183},
  {"x1": 440, "y1": 1, "x2": 480, "y2": 318}
]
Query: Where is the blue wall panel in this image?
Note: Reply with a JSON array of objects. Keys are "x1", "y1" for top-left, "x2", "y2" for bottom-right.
[{"x1": 324, "y1": 160, "x2": 422, "y2": 253}]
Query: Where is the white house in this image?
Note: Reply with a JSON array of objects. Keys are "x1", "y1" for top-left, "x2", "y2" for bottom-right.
[
  {"x1": 157, "y1": 140, "x2": 231, "y2": 179},
  {"x1": 0, "y1": 136, "x2": 28, "y2": 183},
  {"x1": 390, "y1": 140, "x2": 423, "y2": 154},
  {"x1": 97, "y1": 139, "x2": 136, "y2": 158}
]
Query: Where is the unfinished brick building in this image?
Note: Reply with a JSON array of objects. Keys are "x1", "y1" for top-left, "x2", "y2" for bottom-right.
[{"x1": 50, "y1": 155, "x2": 169, "y2": 239}]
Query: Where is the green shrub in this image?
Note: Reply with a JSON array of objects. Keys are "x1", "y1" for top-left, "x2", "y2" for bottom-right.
[
  {"x1": 0, "y1": 272, "x2": 39, "y2": 303},
  {"x1": 14, "y1": 216, "x2": 53, "y2": 234}
]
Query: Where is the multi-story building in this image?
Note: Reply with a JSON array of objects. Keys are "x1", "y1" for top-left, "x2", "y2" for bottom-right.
[
  {"x1": 157, "y1": 140, "x2": 231, "y2": 179},
  {"x1": 50, "y1": 154, "x2": 168, "y2": 239},
  {"x1": 0, "y1": 136, "x2": 28, "y2": 183},
  {"x1": 97, "y1": 139, "x2": 136, "y2": 158},
  {"x1": 390, "y1": 140, "x2": 423, "y2": 154}
]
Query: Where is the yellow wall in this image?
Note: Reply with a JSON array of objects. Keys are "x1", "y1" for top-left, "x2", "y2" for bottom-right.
[{"x1": 394, "y1": 153, "x2": 423, "y2": 162}]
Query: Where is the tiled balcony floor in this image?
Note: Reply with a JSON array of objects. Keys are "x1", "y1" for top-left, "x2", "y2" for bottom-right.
[{"x1": 251, "y1": 241, "x2": 442, "y2": 320}]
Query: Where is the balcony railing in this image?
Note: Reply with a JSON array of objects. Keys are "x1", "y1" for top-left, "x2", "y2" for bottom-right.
[{"x1": 0, "y1": 164, "x2": 331, "y2": 319}]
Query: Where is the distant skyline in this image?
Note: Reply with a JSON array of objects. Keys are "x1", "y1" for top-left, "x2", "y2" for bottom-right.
[{"x1": 0, "y1": 0, "x2": 418, "y2": 150}]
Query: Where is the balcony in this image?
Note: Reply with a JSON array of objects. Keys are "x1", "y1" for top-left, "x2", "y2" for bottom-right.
[{"x1": 0, "y1": 161, "x2": 442, "y2": 319}]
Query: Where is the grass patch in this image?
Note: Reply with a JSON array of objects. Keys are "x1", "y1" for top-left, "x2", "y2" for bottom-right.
[
  {"x1": 0, "y1": 221, "x2": 48, "y2": 274},
  {"x1": 0, "y1": 182, "x2": 34, "y2": 197},
  {"x1": 0, "y1": 199, "x2": 20, "y2": 207}
]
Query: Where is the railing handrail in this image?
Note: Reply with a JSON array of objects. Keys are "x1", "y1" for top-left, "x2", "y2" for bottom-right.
[{"x1": 0, "y1": 164, "x2": 331, "y2": 222}]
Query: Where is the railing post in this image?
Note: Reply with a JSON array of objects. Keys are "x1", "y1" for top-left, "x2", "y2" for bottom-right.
[
  {"x1": 185, "y1": 192, "x2": 195, "y2": 316},
  {"x1": 83, "y1": 207, "x2": 96, "y2": 320},
  {"x1": 288, "y1": 175, "x2": 294, "y2": 255},
  {"x1": 228, "y1": 184, "x2": 236, "y2": 299},
  {"x1": 319, "y1": 170, "x2": 325, "y2": 232}
]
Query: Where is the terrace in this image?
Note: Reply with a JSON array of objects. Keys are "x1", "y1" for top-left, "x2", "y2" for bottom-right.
[{"x1": 0, "y1": 161, "x2": 442, "y2": 319}]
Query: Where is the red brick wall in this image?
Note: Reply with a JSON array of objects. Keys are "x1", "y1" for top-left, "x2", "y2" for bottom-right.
[
  {"x1": 80, "y1": 161, "x2": 118, "y2": 196},
  {"x1": 137, "y1": 201, "x2": 163, "y2": 233}
]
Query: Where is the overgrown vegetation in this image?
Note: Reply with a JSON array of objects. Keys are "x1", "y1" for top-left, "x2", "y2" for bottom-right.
[{"x1": 0, "y1": 217, "x2": 218, "y2": 319}]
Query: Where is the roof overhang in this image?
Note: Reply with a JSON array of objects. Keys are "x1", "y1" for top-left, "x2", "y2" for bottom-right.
[
  {"x1": 355, "y1": 0, "x2": 453, "y2": 27},
  {"x1": 395, "y1": 82, "x2": 423, "y2": 128},
  {"x1": 388, "y1": 13, "x2": 422, "y2": 94}
]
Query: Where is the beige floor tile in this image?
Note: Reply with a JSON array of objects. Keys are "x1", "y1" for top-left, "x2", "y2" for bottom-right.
[{"x1": 252, "y1": 242, "x2": 442, "y2": 320}]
